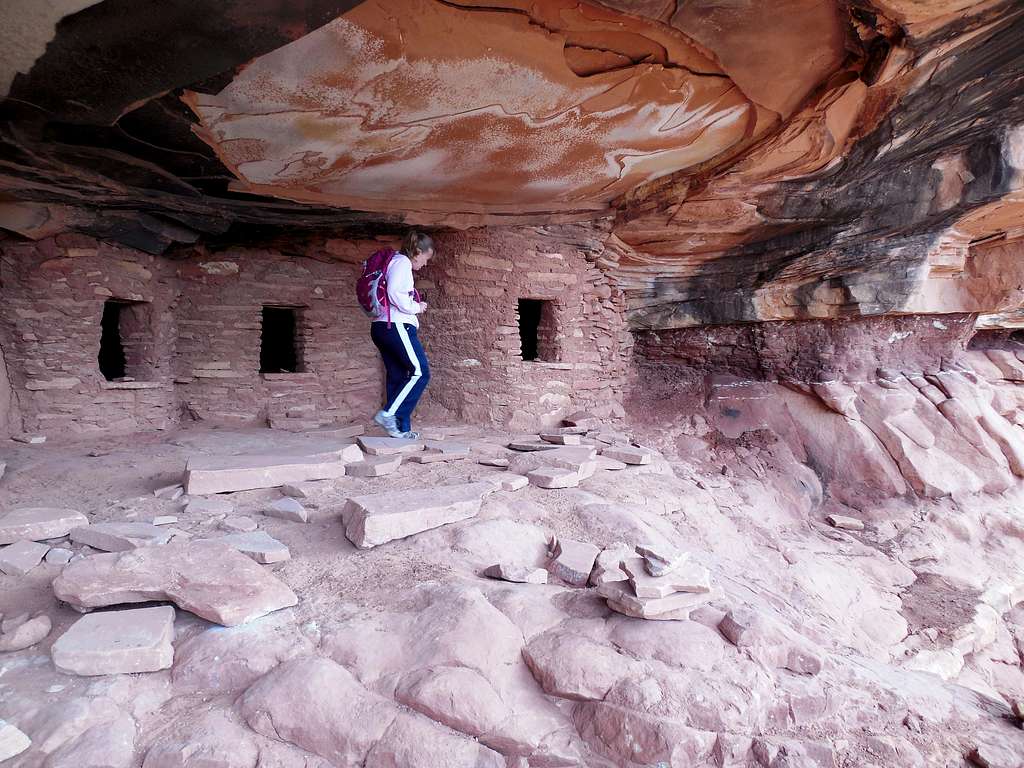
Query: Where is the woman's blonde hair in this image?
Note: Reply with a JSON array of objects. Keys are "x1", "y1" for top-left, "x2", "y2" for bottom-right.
[{"x1": 402, "y1": 230, "x2": 434, "y2": 257}]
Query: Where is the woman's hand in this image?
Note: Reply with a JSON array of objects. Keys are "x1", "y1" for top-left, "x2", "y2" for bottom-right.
[{"x1": 419, "y1": 301, "x2": 429, "y2": 312}]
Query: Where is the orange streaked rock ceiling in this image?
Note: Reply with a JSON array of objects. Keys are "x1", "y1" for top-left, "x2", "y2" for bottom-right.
[{"x1": 0, "y1": 0, "x2": 1022, "y2": 329}]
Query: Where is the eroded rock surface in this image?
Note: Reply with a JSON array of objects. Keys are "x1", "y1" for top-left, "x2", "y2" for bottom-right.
[{"x1": 52, "y1": 540, "x2": 298, "y2": 625}]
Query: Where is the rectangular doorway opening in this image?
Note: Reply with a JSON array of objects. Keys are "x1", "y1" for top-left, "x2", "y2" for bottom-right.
[
  {"x1": 518, "y1": 299, "x2": 558, "y2": 362},
  {"x1": 260, "y1": 306, "x2": 303, "y2": 373},
  {"x1": 99, "y1": 299, "x2": 153, "y2": 381}
]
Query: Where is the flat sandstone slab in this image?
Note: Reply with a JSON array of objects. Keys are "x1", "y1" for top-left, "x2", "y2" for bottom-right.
[
  {"x1": 70, "y1": 522, "x2": 172, "y2": 552},
  {"x1": 357, "y1": 436, "x2": 424, "y2": 455},
  {"x1": 219, "y1": 531, "x2": 291, "y2": 564},
  {"x1": 343, "y1": 482, "x2": 494, "y2": 549},
  {"x1": 0, "y1": 540, "x2": 50, "y2": 575},
  {"x1": 53, "y1": 540, "x2": 298, "y2": 626},
  {"x1": 0, "y1": 507, "x2": 88, "y2": 545},
  {"x1": 184, "y1": 454, "x2": 346, "y2": 494},
  {"x1": 52, "y1": 605, "x2": 175, "y2": 676}
]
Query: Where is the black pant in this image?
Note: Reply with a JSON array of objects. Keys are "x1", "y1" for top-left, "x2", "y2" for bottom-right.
[{"x1": 370, "y1": 322, "x2": 430, "y2": 432}]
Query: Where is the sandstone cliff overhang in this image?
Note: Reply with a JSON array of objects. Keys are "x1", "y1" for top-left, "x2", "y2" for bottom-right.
[{"x1": 0, "y1": 0, "x2": 1022, "y2": 329}]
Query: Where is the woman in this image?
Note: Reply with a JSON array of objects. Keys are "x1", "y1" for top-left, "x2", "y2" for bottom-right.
[{"x1": 371, "y1": 231, "x2": 434, "y2": 439}]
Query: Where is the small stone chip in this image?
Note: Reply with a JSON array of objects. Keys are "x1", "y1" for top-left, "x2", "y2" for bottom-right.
[
  {"x1": 0, "y1": 540, "x2": 50, "y2": 576},
  {"x1": 154, "y1": 483, "x2": 184, "y2": 500},
  {"x1": 826, "y1": 514, "x2": 865, "y2": 531},
  {"x1": 527, "y1": 466, "x2": 580, "y2": 489},
  {"x1": 346, "y1": 454, "x2": 402, "y2": 477},
  {"x1": 540, "y1": 434, "x2": 581, "y2": 445},
  {"x1": 152, "y1": 516, "x2": 178, "y2": 526},
  {"x1": 0, "y1": 720, "x2": 31, "y2": 761},
  {"x1": 635, "y1": 543, "x2": 689, "y2": 577},
  {"x1": 483, "y1": 563, "x2": 548, "y2": 584},
  {"x1": 478, "y1": 458, "x2": 509, "y2": 468},
  {"x1": 221, "y1": 516, "x2": 258, "y2": 533},
  {"x1": 546, "y1": 536, "x2": 599, "y2": 586},
  {"x1": 500, "y1": 475, "x2": 529, "y2": 492},
  {"x1": 264, "y1": 497, "x2": 308, "y2": 523}
]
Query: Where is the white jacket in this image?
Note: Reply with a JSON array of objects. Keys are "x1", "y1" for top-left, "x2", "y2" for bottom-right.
[{"x1": 374, "y1": 252, "x2": 423, "y2": 327}]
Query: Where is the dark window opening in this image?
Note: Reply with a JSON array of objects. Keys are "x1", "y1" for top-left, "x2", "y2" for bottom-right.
[
  {"x1": 99, "y1": 299, "x2": 153, "y2": 381},
  {"x1": 98, "y1": 301, "x2": 126, "y2": 380},
  {"x1": 518, "y1": 299, "x2": 558, "y2": 362},
  {"x1": 261, "y1": 306, "x2": 302, "y2": 373}
]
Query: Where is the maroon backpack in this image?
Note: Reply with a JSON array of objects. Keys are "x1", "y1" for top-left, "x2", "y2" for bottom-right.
[{"x1": 356, "y1": 247, "x2": 397, "y2": 323}]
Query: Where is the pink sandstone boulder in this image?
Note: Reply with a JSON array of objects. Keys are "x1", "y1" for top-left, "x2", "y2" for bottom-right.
[
  {"x1": 0, "y1": 540, "x2": 49, "y2": 575},
  {"x1": 523, "y1": 629, "x2": 637, "y2": 701},
  {"x1": 346, "y1": 454, "x2": 402, "y2": 477},
  {"x1": 0, "y1": 721, "x2": 30, "y2": 762},
  {"x1": 239, "y1": 657, "x2": 503, "y2": 767},
  {"x1": 172, "y1": 614, "x2": 314, "y2": 694},
  {"x1": 141, "y1": 712, "x2": 257, "y2": 768},
  {"x1": 342, "y1": 482, "x2": 494, "y2": 549},
  {"x1": 51, "y1": 606, "x2": 174, "y2": 676},
  {"x1": 0, "y1": 614, "x2": 52, "y2": 652},
  {"x1": 184, "y1": 453, "x2": 346, "y2": 494},
  {"x1": 69, "y1": 522, "x2": 172, "y2": 552},
  {"x1": 52, "y1": 540, "x2": 298, "y2": 626},
  {"x1": 546, "y1": 536, "x2": 599, "y2": 586},
  {"x1": 44, "y1": 714, "x2": 136, "y2": 768},
  {"x1": 394, "y1": 666, "x2": 506, "y2": 737},
  {"x1": 0, "y1": 507, "x2": 88, "y2": 545}
]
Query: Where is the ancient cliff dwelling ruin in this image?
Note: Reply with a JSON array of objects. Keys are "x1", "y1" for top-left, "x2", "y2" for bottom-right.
[{"x1": 0, "y1": 0, "x2": 1023, "y2": 765}]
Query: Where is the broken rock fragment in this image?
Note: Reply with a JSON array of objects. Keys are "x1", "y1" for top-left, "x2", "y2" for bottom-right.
[
  {"x1": 826, "y1": 514, "x2": 865, "y2": 531},
  {"x1": 183, "y1": 496, "x2": 233, "y2": 515},
  {"x1": 0, "y1": 614, "x2": 52, "y2": 652},
  {"x1": 500, "y1": 475, "x2": 529, "y2": 492},
  {"x1": 184, "y1": 453, "x2": 346, "y2": 494},
  {"x1": 600, "y1": 445, "x2": 654, "y2": 465},
  {"x1": 154, "y1": 483, "x2": 184, "y2": 500},
  {"x1": 408, "y1": 450, "x2": 465, "y2": 464},
  {"x1": 0, "y1": 720, "x2": 30, "y2": 761},
  {"x1": 562, "y1": 412, "x2": 602, "y2": 430},
  {"x1": 546, "y1": 536, "x2": 600, "y2": 586},
  {"x1": 264, "y1": 497, "x2": 308, "y2": 523},
  {"x1": 589, "y1": 543, "x2": 631, "y2": 586},
  {"x1": 483, "y1": 563, "x2": 548, "y2": 584},
  {"x1": 220, "y1": 516, "x2": 258, "y2": 533},
  {"x1": 45, "y1": 547, "x2": 73, "y2": 565},
  {"x1": 357, "y1": 436, "x2": 423, "y2": 455},
  {"x1": 598, "y1": 580, "x2": 709, "y2": 620},
  {"x1": 635, "y1": 543, "x2": 689, "y2": 577},
  {"x1": 540, "y1": 433, "x2": 581, "y2": 445},
  {"x1": 346, "y1": 454, "x2": 402, "y2": 477},
  {"x1": 620, "y1": 556, "x2": 711, "y2": 598},
  {"x1": 70, "y1": 522, "x2": 172, "y2": 552},
  {"x1": 52, "y1": 540, "x2": 298, "y2": 626},
  {"x1": 0, "y1": 539, "x2": 50, "y2": 575},
  {"x1": 528, "y1": 466, "x2": 581, "y2": 489},
  {"x1": 218, "y1": 531, "x2": 290, "y2": 564},
  {"x1": 51, "y1": 606, "x2": 174, "y2": 676},
  {"x1": 0, "y1": 507, "x2": 88, "y2": 544},
  {"x1": 342, "y1": 482, "x2": 494, "y2": 549}
]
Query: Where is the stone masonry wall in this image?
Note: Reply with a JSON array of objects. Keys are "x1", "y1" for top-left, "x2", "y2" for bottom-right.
[
  {"x1": 418, "y1": 226, "x2": 631, "y2": 431},
  {"x1": 172, "y1": 243, "x2": 381, "y2": 428},
  {"x1": 0, "y1": 234, "x2": 383, "y2": 435},
  {"x1": 0, "y1": 234, "x2": 178, "y2": 434},
  {"x1": 0, "y1": 226, "x2": 628, "y2": 435}
]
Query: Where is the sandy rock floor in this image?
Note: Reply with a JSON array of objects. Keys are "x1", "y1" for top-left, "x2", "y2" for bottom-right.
[{"x1": 1, "y1": 421, "x2": 1024, "y2": 767}]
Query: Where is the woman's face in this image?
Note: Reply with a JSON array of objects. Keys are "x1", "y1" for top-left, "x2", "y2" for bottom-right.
[{"x1": 411, "y1": 247, "x2": 434, "y2": 270}]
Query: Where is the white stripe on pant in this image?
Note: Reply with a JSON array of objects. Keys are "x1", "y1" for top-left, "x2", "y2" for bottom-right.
[{"x1": 384, "y1": 322, "x2": 423, "y2": 417}]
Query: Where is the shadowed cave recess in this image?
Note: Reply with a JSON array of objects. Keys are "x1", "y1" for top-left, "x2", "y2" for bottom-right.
[{"x1": 1, "y1": 0, "x2": 1024, "y2": 766}]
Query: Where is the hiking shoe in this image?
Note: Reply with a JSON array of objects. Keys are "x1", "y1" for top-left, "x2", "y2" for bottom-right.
[
  {"x1": 400, "y1": 430, "x2": 420, "y2": 440},
  {"x1": 374, "y1": 410, "x2": 403, "y2": 438}
]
